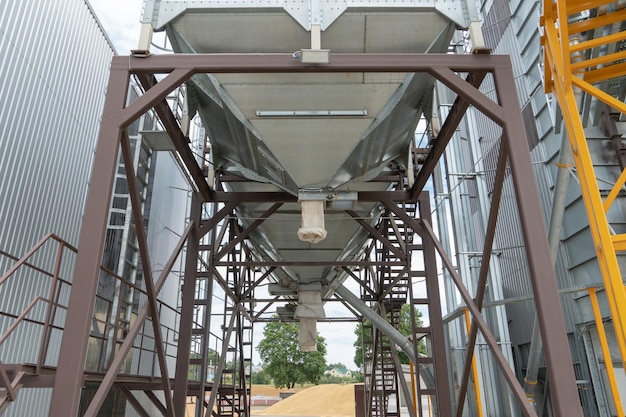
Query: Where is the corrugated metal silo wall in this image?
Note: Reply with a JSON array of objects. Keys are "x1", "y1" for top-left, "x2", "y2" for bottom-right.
[
  {"x1": 123, "y1": 151, "x2": 192, "y2": 416},
  {"x1": 0, "y1": 0, "x2": 113, "y2": 414},
  {"x1": 479, "y1": 0, "x2": 589, "y2": 365}
]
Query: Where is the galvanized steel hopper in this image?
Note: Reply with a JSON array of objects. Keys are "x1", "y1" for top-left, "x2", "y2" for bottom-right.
[{"x1": 144, "y1": 0, "x2": 475, "y2": 314}]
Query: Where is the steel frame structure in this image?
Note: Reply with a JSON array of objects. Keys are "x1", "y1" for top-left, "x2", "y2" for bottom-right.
[{"x1": 0, "y1": 53, "x2": 584, "y2": 417}]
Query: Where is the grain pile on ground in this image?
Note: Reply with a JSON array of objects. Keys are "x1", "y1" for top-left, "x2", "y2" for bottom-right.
[
  {"x1": 255, "y1": 384, "x2": 356, "y2": 417},
  {"x1": 251, "y1": 385, "x2": 307, "y2": 397}
]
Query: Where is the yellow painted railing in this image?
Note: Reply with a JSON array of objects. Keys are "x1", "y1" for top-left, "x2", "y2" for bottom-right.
[
  {"x1": 541, "y1": 0, "x2": 626, "y2": 369},
  {"x1": 588, "y1": 288, "x2": 624, "y2": 415},
  {"x1": 541, "y1": 0, "x2": 626, "y2": 410}
]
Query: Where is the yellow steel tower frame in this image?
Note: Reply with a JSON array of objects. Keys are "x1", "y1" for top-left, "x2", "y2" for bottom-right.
[{"x1": 541, "y1": 0, "x2": 626, "y2": 403}]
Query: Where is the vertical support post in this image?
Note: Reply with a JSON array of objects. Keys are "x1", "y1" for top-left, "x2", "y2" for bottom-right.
[
  {"x1": 455, "y1": 141, "x2": 508, "y2": 417},
  {"x1": 494, "y1": 65, "x2": 584, "y2": 417},
  {"x1": 409, "y1": 361, "x2": 418, "y2": 416},
  {"x1": 381, "y1": 303, "x2": 417, "y2": 417},
  {"x1": 463, "y1": 309, "x2": 484, "y2": 417},
  {"x1": 37, "y1": 240, "x2": 64, "y2": 374},
  {"x1": 417, "y1": 193, "x2": 453, "y2": 417},
  {"x1": 204, "y1": 306, "x2": 240, "y2": 417},
  {"x1": 120, "y1": 133, "x2": 176, "y2": 417},
  {"x1": 49, "y1": 66, "x2": 130, "y2": 417},
  {"x1": 174, "y1": 193, "x2": 202, "y2": 417},
  {"x1": 588, "y1": 288, "x2": 624, "y2": 417}
]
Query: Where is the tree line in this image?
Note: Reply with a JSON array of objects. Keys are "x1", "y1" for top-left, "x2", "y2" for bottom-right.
[{"x1": 255, "y1": 305, "x2": 424, "y2": 388}]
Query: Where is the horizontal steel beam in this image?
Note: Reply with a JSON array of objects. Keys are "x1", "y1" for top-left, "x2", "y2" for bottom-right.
[
  {"x1": 207, "y1": 190, "x2": 412, "y2": 203},
  {"x1": 213, "y1": 261, "x2": 407, "y2": 267},
  {"x1": 115, "y1": 53, "x2": 512, "y2": 75}
]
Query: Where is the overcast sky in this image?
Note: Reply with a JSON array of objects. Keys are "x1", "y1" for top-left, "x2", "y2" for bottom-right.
[
  {"x1": 86, "y1": 0, "x2": 360, "y2": 370},
  {"x1": 88, "y1": 0, "x2": 144, "y2": 54}
]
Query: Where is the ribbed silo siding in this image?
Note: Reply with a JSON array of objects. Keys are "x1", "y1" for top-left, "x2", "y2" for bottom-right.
[
  {"x1": 493, "y1": 27, "x2": 529, "y2": 107},
  {"x1": 143, "y1": 152, "x2": 190, "y2": 379},
  {"x1": 477, "y1": 0, "x2": 572, "y2": 347},
  {"x1": 0, "y1": 388, "x2": 53, "y2": 416},
  {"x1": 0, "y1": 0, "x2": 113, "y2": 258},
  {"x1": 0, "y1": 1, "x2": 113, "y2": 415},
  {"x1": 146, "y1": 154, "x2": 191, "y2": 274}
]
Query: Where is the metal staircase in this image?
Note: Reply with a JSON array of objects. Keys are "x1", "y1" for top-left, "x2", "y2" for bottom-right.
[
  {"x1": 363, "y1": 321, "x2": 392, "y2": 417},
  {"x1": 214, "y1": 219, "x2": 253, "y2": 417},
  {"x1": 0, "y1": 235, "x2": 74, "y2": 415},
  {"x1": 362, "y1": 191, "x2": 416, "y2": 417},
  {"x1": 190, "y1": 238, "x2": 214, "y2": 417}
]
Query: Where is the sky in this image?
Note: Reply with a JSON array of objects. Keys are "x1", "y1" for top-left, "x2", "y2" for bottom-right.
[
  {"x1": 86, "y1": 0, "x2": 361, "y2": 370},
  {"x1": 88, "y1": 0, "x2": 144, "y2": 55}
]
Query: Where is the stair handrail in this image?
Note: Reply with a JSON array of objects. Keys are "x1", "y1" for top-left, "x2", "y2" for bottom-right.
[
  {"x1": 0, "y1": 297, "x2": 47, "y2": 347},
  {"x1": 0, "y1": 234, "x2": 77, "y2": 373},
  {"x1": 0, "y1": 233, "x2": 77, "y2": 287}
]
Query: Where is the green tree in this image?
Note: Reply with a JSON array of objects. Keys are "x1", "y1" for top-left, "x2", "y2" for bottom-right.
[
  {"x1": 326, "y1": 362, "x2": 348, "y2": 371},
  {"x1": 252, "y1": 369, "x2": 268, "y2": 384},
  {"x1": 188, "y1": 348, "x2": 219, "y2": 381},
  {"x1": 353, "y1": 304, "x2": 425, "y2": 368},
  {"x1": 256, "y1": 320, "x2": 327, "y2": 388}
]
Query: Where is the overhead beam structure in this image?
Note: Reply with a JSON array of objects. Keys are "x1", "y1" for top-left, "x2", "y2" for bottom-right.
[{"x1": 0, "y1": 53, "x2": 582, "y2": 417}]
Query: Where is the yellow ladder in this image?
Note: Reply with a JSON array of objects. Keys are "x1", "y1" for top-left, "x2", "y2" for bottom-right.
[{"x1": 541, "y1": 0, "x2": 626, "y2": 411}]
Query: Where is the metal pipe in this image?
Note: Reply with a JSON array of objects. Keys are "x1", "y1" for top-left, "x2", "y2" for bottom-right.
[
  {"x1": 333, "y1": 284, "x2": 415, "y2": 363},
  {"x1": 522, "y1": 128, "x2": 573, "y2": 408}
]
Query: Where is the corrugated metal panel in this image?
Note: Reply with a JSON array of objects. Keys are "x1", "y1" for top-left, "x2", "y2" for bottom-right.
[
  {"x1": 0, "y1": 0, "x2": 113, "y2": 256},
  {"x1": 0, "y1": 388, "x2": 52, "y2": 417},
  {"x1": 0, "y1": 1, "x2": 113, "y2": 415},
  {"x1": 493, "y1": 26, "x2": 529, "y2": 106},
  {"x1": 472, "y1": 0, "x2": 585, "y2": 345},
  {"x1": 482, "y1": 0, "x2": 511, "y2": 50}
]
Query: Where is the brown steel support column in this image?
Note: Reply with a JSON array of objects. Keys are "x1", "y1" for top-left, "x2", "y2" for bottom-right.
[
  {"x1": 37, "y1": 240, "x2": 64, "y2": 373},
  {"x1": 456, "y1": 140, "x2": 509, "y2": 417},
  {"x1": 419, "y1": 220, "x2": 538, "y2": 417},
  {"x1": 49, "y1": 66, "x2": 130, "y2": 417},
  {"x1": 122, "y1": 69, "x2": 194, "y2": 127},
  {"x1": 494, "y1": 66, "x2": 584, "y2": 417},
  {"x1": 173, "y1": 193, "x2": 202, "y2": 417},
  {"x1": 417, "y1": 193, "x2": 453, "y2": 417},
  {"x1": 385, "y1": 199, "x2": 537, "y2": 416},
  {"x1": 204, "y1": 307, "x2": 239, "y2": 417},
  {"x1": 135, "y1": 72, "x2": 212, "y2": 201},
  {"x1": 119, "y1": 133, "x2": 175, "y2": 417}
]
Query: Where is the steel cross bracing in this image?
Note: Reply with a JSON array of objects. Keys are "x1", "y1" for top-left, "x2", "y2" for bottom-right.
[
  {"x1": 0, "y1": 53, "x2": 582, "y2": 417},
  {"x1": 357, "y1": 194, "x2": 451, "y2": 417},
  {"x1": 541, "y1": 0, "x2": 626, "y2": 412}
]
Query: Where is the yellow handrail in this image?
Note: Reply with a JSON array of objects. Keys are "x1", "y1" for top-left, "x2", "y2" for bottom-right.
[{"x1": 541, "y1": 0, "x2": 626, "y2": 370}]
